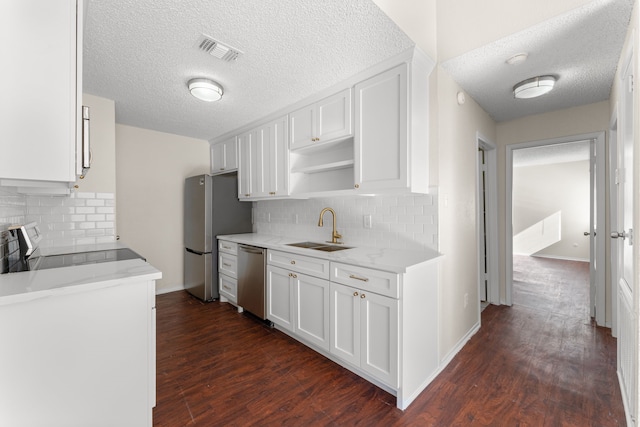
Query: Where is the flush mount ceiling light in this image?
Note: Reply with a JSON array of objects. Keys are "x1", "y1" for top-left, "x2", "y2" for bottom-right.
[
  {"x1": 513, "y1": 75, "x2": 556, "y2": 99},
  {"x1": 188, "y1": 78, "x2": 223, "y2": 102}
]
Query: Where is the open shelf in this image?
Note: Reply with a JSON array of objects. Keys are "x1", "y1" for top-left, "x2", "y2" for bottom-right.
[{"x1": 291, "y1": 159, "x2": 354, "y2": 174}]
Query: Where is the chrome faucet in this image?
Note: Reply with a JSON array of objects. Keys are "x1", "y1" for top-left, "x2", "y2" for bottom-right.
[{"x1": 318, "y1": 207, "x2": 342, "y2": 244}]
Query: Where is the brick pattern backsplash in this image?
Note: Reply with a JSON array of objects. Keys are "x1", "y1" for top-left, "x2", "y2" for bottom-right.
[
  {"x1": 0, "y1": 188, "x2": 116, "y2": 249},
  {"x1": 254, "y1": 191, "x2": 438, "y2": 251}
]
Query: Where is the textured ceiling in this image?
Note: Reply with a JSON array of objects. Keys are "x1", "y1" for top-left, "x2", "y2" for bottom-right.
[
  {"x1": 513, "y1": 140, "x2": 591, "y2": 167},
  {"x1": 82, "y1": 0, "x2": 413, "y2": 141},
  {"x1": 441, "y1": 0, "x2": 634, "y2": 123}
]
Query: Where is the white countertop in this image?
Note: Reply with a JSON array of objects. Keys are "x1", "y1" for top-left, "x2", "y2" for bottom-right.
[
  {"x1": 0, "y1": 242, "x2": 162, "y2": 305},
  {"x1": 217, "y1": 233, "x2": 441, "y2": 273}
]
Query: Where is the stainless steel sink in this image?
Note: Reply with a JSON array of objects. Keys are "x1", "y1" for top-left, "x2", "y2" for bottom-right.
[{"x1": 286, "y1": 241, "x2": 352, "y2": 251}]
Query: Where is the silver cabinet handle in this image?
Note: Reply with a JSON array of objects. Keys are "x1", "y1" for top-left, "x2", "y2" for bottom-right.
[
  {"x1": 349, "y1": 274, "x2": 369, "y2": 282},
  {"x1": 222, "y1": 245, "x2": 232, "y2": 250},
  {"x1": 223, "y1": 263, "x2": 232, "y2": 267}
]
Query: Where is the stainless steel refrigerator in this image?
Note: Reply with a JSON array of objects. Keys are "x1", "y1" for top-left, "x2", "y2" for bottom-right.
[{"x1": 184, "y1": 173, "x2": 252, "y2": 301}]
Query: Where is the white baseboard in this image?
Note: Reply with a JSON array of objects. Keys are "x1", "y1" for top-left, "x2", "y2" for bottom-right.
[
  {"x1": 439, "y1": 320, "x2": 481, "y2": 368},
  {"x1": 529, "y1": 254, "x2": 589, "y2": 262},
  {"x1": 155, "y1": 284, "x2": 184, "y2": 295}
]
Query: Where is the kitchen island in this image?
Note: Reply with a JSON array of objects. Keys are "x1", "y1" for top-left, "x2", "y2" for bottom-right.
[
  {"x1": 0, "y1": 243, "x2": 161, "y2": 427},
  {"x1": 218, "y1": 233, "x2": 441, "y2": 410}
]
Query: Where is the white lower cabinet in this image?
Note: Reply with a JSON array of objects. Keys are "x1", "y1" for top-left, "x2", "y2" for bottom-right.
[
  {"x1": 330, "y1": 282, "x2": 398, "y2": 387},
  {"x1": 218, "y1": 239, "x2": 239, "y2": 304},
  {"x1": 262, "y1": 246, "x2": 439, "y2": 410},
  {"x1": 267, "y1": 264, "x2": 330, "y2": 351}
]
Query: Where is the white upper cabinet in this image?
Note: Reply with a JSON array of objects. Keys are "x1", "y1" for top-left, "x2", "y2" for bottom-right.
[
  {"x1": 219, "y1": 47, "x2": 434, "y2": 198},
  {"x1": 0, "y1": 0, "x2": 83, "y2": 192},
  {"x1": 290, "y1": 89, "x2": 352, "y2": 151},
  {"x1": 237, "y1": 115, "x2": 289, "y2": 200},
  {"x1": 354, "y1": 63, "x2": 408, "y2": 192},
  {"x1": 354, "y1": 50, "x2": 432, "y2": 194},
  {"x1": 211, "y1": 137, "x2": 238, "y2": 174}
]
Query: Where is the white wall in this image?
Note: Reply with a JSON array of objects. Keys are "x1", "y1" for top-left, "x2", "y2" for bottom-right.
[
  {"x1": 496, "y1": 101, "x2": 610, "y2": 303},
  {"x1": 372, "y1": 0, "x2": 497, "y2": 365},
  {"x1": 436, "y1": 68, "x2": 496, "y2": 359},
  {"x1": 435, "y1": 0, "x2": 595, "y2": 61},
  {"x1": 115, "y1": 125, "x2": 209, "y2": 293},
  {"x1": 513, "y1": 160, "x2": 590, "y2": 261}
]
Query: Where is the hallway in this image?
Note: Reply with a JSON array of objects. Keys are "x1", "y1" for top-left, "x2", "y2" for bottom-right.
[{"x1": 153, "y1": 255, "x2": 624, "y2": 425}]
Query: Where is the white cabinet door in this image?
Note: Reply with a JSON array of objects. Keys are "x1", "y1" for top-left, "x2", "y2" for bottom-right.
[
  {"x1": 330, "y1": 282, "x2": 360, "y2": 367},
  {"x1": 0, "y1": 0, "x2": 80, "y2": 184},
  {"x1": 354, "y1": 63, "x2": 408, "y2": 191},
  {"x1": 237, "y1": 132, "x2": 253, "y2": 199},
  {"x1": 290, "y1": 89, "x2": 352, "y2": 151},
  {"x1": 289, "y1": 106, "x2": 315, "y2": 150},
  {"x1": 317, "y1": 89, "x2": 352, "y2": 144},
  {"x1": 265, "y1": 115, "x2": 289, "y2": 197},
  {"x1": 330, "y1": 282, "x2": 398, "y2": 387},
  {"x1": 294, "y1": 274, "x2": 330, "y2": 351},
  {"x1": 360, "y1": 290, "x2": 398, "y2": 387},
  {"x1": 266, "y1": 265, "x2": 294, "y2": 332},
  {"x1": 237, "y1": 117, "x2": 288, "y2": 199},
  {"x1": 211, "y1": 137, "x2": 237, "y2": 174}
]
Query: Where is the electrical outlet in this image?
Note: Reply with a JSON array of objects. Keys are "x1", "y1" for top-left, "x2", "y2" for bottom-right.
[
  {"x1": 464, "y1": 293, "x2": 469, "y2": 308},
  {"x1": 363, "y1": 214, "x2": 372, "y2": 229}
]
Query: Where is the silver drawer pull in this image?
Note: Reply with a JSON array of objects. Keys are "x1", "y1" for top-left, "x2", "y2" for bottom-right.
[
  {"x1": 223, "y1": 285, "x2": 231, "y2": 290},
  {"x1": 222, "y1": 245, "x2": 231, "y2": 250},
  {"x1": 349, "y1": 274, "x2": 369, "y2": 282},
  {"x1": 223, "y1": 263, "x2": 232, "y2": 267}
]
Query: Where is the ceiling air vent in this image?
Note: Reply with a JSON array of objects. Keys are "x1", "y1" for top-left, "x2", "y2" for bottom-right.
[{"x1": 196, "y1": 35, "x2": 243, "y2": 62}]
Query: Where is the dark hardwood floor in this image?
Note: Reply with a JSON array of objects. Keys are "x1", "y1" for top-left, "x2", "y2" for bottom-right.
[{"x1": 154, "y1": 258, "x2": 625, "y2": 426}]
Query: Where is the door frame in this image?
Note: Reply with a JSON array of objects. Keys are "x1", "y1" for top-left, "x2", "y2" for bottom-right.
[
  {"x1": 505, "y1": 132, "x2": 606, "y2": 325},
  {"x1": 609, "y1": 105, "x2": 618, "y2": 336},
  {"x1": 476, "y1": 133, "x2": 500, "y2": 305}
]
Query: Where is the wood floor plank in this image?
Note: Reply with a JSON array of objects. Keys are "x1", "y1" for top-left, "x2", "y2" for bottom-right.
[{"x1": 154, "y1": 256, "x2": 625, "y2": 426}]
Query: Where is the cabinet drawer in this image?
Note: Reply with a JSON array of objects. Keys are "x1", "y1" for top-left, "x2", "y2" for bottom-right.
[
  {"x1": 330, "y1": 262, "x2": 399, "y2": 298},
  {"x1": 267, "y1": 250, "x2": 330, "y2": 280},
  {"x1": 219, "y1": 273, "x2": 237, "y2": 302},
  {"x1": 219, "y1": 253, "x2": 238, "y2": 278},
  {"x1": 218, "y1": 240, "x2": 238, "y2": 255}
]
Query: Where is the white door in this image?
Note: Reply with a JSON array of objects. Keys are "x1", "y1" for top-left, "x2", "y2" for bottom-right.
[{"x1": 614, "y1": 51, "x2": 636, "y2": 423}]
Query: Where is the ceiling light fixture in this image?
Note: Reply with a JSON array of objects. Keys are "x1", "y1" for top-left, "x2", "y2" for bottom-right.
[
  {"x1": 513, "y1": 75, "x2": 556, "y2": 99},
  {"x1": 188, "y1": 78, "x2": 223, "y2": 102}
]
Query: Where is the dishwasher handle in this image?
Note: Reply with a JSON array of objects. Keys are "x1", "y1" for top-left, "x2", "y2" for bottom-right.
[{"x1": 239, "y1": 245, "x2": 264, "y2": 255}]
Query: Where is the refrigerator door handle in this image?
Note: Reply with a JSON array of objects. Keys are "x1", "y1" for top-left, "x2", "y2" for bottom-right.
[{"x1": 186, "y1": 248, "x2": 205, "y2": 255}]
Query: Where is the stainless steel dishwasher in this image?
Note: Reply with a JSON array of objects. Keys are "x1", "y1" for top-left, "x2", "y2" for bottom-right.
[{"x1": 237, "y1": 244, "x2": 266, "y2": 319}]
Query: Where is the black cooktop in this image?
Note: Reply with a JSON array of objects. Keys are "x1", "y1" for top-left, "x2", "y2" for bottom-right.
[{"x1": 26, "y1": 248, "x2": 145, "y2": 271}]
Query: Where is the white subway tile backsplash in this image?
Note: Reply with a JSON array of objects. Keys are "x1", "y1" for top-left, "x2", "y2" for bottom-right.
[
  {"x1": 254, "y1": 190, "x2": 438, "y2": 251},
  {"x1": 0, "y1": 189, "x2": 117, "y2": 249}
]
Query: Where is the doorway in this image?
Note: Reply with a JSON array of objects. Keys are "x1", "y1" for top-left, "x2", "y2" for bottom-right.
[
  {"x1": 476, "y1": 134, "x2": 499, "y2": 307},
  {"x1": 505, "y1": 132, "x2": 606, "y2": 326}
]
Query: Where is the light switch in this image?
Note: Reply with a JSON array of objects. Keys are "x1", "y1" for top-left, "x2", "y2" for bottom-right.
[{"x1": 363, "y1": 214, "x2": 372, "y2": 229}]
